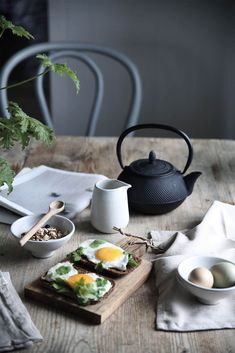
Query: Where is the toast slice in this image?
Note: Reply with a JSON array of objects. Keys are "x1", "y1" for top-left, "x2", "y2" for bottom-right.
[
  {"x1": 41, "y1": 262, "x2": 115, "y2": 306},
  {"x1": 67, "y1": 239, "x2": 141, "y2": 277}
]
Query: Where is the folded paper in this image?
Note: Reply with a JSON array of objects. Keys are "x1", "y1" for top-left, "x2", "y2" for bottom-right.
[{"x1": 0, "y1": 165, "x2": 107, "y2": 222}]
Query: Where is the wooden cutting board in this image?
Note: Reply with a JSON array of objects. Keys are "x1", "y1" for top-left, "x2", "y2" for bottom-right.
[{"x1": 24, "y1": 237, "x2": 153, "y2": 324}]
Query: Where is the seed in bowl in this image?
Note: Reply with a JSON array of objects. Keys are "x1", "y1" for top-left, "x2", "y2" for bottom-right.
[{"x1": 21, "y1": 225, "x2": 65, "y2": 241}]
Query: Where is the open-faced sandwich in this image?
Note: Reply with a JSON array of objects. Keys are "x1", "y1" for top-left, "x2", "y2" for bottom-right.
[
  {"x1": 41, "y1": 261, "x2": 114, "y2": 305},
  {"x1": 67, "y1": 239, "x2": 141, "y2": 277}
]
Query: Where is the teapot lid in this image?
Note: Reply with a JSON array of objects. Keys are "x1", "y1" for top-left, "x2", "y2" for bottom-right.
[{"x1": 129, "y1": 151, "x2": 175, "y2": 177}]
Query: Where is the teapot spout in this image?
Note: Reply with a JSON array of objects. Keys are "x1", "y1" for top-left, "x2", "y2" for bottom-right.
[{"x1": 184, "y1": 172, "x2": 202, "y2": 195}]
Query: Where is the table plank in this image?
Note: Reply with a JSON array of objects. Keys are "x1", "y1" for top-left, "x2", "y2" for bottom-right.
[{"x1": 1, "y1": 137, "x2": 235, "y2": 353}]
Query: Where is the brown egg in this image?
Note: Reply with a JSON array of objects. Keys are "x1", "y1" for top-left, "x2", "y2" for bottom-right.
[{"x1": 188, "y1": 267, "x2": 214, "y2": 288}]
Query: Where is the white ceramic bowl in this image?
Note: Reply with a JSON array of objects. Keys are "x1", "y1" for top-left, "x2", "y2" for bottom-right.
[
  {"x1": 177, "y1": 256, "x2": 235, "y2": 304},
  {"x1": 11, "y1": 214, "x2": 75, "y2": 258}
]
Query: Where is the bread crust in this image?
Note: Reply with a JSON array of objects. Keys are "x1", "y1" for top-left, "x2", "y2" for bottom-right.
[
  {"x1": 72, "y1": 254, "x2": 141, "y2": 278},
  {"x1": 40, "y1": 268, "x2": 115, "y2": 306}
]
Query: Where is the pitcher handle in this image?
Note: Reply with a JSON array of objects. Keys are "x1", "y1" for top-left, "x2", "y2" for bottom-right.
[{"x1": 116, "y1": 123, "x2": 193, "y2": 174}]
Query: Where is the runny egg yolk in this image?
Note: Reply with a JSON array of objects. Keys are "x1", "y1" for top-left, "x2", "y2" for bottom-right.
[
  {"x1": 66, "y1": 274, "x2": 94, "y2": 288},
  {"x1": 95, "y1": 247, "x2": 123, "y2": 262}
]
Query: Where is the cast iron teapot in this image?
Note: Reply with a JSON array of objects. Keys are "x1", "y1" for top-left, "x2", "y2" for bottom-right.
[{"x1": 116, "y1": 124, "x2": 201, "y2": 214}]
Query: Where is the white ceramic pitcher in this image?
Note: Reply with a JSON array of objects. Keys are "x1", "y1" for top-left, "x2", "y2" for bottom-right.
[{"x1": 91, "y1": 179, "x2": 131, "y2": 233}]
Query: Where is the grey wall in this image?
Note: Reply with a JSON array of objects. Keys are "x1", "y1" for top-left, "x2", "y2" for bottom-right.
[{"x1": 48, "y1": 0, "x2": 235, "y2": 138}]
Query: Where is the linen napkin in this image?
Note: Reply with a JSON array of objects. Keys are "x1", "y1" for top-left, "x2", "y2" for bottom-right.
[
  {"x1": 0, "y1": 272, "x2": 42, "y2": 351},
  {"x1": 150, "y1": 201, "x2": 235, "y2": 331}
]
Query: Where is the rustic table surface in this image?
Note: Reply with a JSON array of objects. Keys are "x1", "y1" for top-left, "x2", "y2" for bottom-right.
[{"x1": 1, "y1": 137, "x2": 235, "y2": 353}]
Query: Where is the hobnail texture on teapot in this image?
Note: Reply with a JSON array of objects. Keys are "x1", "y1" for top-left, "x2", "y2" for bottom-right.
[{"x1": 116, "y1": 124, "x2": 201, "y2": 215}]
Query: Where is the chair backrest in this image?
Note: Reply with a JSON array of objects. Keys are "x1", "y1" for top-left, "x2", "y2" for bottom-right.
[{"x1": 0, "y1": 42, "x2": 142, "y2": 136}]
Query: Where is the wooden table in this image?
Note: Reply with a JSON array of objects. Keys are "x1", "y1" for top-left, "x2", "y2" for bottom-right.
[{"x1": 1, "y1": 137, "x2": 235, "y2": 353}]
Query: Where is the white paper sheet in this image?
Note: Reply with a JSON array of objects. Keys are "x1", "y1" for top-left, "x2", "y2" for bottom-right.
[{"x1": 0, "y1": 165, "x2": 107, "y2": 222}]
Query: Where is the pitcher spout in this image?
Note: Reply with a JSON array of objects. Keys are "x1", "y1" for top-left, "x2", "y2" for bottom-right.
[
  {"x1": 184, "y1": 172, "x2": 202, "y2": 195},
  {"x1": 116, "y1": 180, "x2": 132, "y2": 189},
  {"x1": 96, "y1": 179, "x2": 131, "y2": 191}
]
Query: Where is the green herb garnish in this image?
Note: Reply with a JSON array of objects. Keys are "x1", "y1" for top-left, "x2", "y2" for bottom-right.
[
  {"x1": 127, "y1": 253, "x2": 139, "y2": 268},
  {"x1": 96, "y1": 277, "x2": 108, "y2": 287},
  {"x1": 49, "y1": 272, "x2": 110, "y2": 305},
  {"x1": 90, "y1": 240, "x2": 106, "y2": 248},
  {"x1": 74, "y1": 278, "x2": 94, "y2": 295},
  {"x1": 73, "y1": 278, "x2": 97, "y2": 304},
  {"x1": 51, "y1": 282, "x2": 71, "y2": 295},
  {"x1": 95, "y1": 262, "x2": 104, "y2": 273},
  {"x1": 55, "y1": 265, "x2": 71, "y2": 276},
  {"x1": 68, "y1": 247, "x2": 84, "y2": 262}
]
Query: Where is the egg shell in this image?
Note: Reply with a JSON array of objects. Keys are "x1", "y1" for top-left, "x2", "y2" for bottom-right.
[
  {"x1": 210, "y1": 262, "x2": 235, "y2": 288},
  {"x1": 188, "y1": 267, "x2": 214, "y2": 288}
]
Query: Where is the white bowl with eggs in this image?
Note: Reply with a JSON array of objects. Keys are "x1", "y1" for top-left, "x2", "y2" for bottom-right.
[
  {"x1": 177, "y1": 256, "x2": 235, "y2": 304},
  {"x1": 11, "y1": 214, "x2": 75, "y2": 258}
]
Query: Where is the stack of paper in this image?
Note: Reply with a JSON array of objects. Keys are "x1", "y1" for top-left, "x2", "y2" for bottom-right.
[{"x1": 0, "y1": 165, "x2": 107, "y2": 224}]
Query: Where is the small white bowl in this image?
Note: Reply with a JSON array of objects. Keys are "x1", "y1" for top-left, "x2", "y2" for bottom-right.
[
  {"x1": 177, "y1": 256, "x2": 235, "y2": 304},
  {"x1": 11, "y1": 214, "x2": 75, "y2": 258}
]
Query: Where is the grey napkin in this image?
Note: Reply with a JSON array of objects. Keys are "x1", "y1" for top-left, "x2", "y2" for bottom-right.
[
  {"x1": 0, "y1": 272, "x2": 42, "y2": 352},
  {"x1": 150, "y1": 201, "x2": 235, "y2": 331}
]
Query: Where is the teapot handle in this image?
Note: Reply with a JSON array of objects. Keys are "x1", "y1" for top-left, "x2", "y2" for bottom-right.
[{"x1": 116, "y1": 123, "x2": 193, "y2": 174}]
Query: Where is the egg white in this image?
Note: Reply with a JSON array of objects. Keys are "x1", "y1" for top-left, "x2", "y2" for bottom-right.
[
  {"x1": 46, "y1": 261, "x2": 78, "y2": 282},
  {"x1": 80, "y1": 239, "x2": 129, "y2": 270}
]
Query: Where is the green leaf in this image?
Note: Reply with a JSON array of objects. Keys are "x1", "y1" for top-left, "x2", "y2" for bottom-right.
[
  {"x1": 0, "y1": 102, "x2": 54, "y2": 193},
  {"x1": 68, "y1": 247, "x2": 84, "y2": 262},
  {"x1": 127, "y1": 253, "x2": 139, "y2": 268},
  {"x1": 95, "y1": 262, "x2": 104, "y2": 273},
  {"x1": 96, "y1": 277, "x2": 108, "y2": 287},
  {"x1": 37, "y1": 54, "x2": 80, "y2": 94},
  {"x1": 90, "y1": 240, "x2": 106, "y2": 248},
  {"x1": 0, "y1": 120, "x2": 15, "y2": 149},
  {"x1": 0, "y1": 15, "x2": 34, "y2": 39},
  {"x1": 51, "y1": 282, "x2": 71, "y2": 295},
  {"x1": 73, "y1": 278, "x2": 96, "y2": 298},
  {"x1": 4, "y1": 102, "x2": 54, "y2": 148},
  {"x1": 55, "y1": 265, "x2": 71, "y2": 276},
  {"x1": 0, "y1": 157, "x2": 15, "y2": 193},
  {"x1": 76, "y1": 297, "x2": 88, "y2": 305}
]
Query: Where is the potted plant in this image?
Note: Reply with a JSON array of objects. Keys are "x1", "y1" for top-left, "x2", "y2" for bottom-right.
[{"x1": 0, "y1": 15, "x2": 80, "y2": 192}]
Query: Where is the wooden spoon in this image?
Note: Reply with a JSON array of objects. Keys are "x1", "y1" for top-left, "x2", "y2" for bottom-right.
[{"x1": 19, "y1": 200, "x2": 65, "y2": 247}]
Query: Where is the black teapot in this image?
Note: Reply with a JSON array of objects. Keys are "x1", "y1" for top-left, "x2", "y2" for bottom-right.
[{"x1": 116, "y1": 124, "x2": 201, "y2": 214}]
